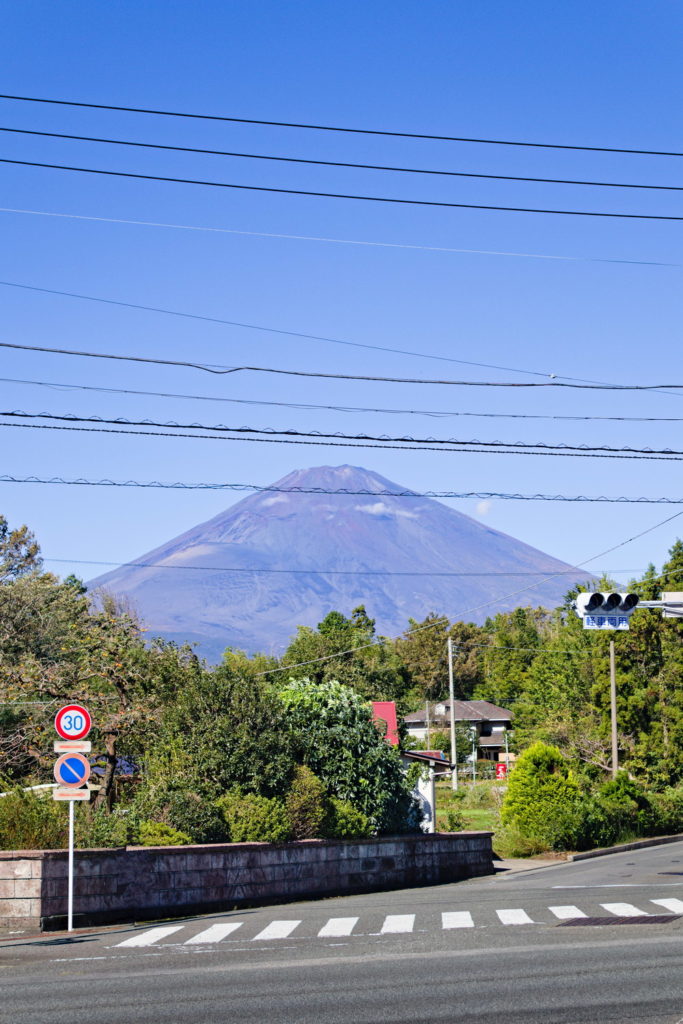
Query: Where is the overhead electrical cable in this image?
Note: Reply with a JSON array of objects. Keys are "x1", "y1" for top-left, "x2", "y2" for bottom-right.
[
  {"x1": 2, "y1": 474, "x2": 681, "y2": 503},
  {"x1": 0, "y1": 207, "x2": 674, "y2": 267},
  {"x1": 255, "y1": 508, "x2": 683, "y2": 675},
  {"x1": 42, "y1": 556, "x2": 676, "y2": 584},
  {"x1": 0, "y1": 280, "x2": 561, "y2": 378},
  {"x1": 1, "y1": 340, "x2": 681, "y2": 389},
  {"x1": 3, "y1": 125, "x2": 682, "y2": 192},
  {"x1": 4, "y1": 409, "x2": 683, "y2": 457},
  {"x1": 5, "y1": 375, "x2": 682, "y2": 422},
  {"x1": 5, "y1": 419, "x2": 680, "y2": 460},
  {"x1": 40, "y1": 557, "x2": 597, "y2": 578},
  {"x1": 2, "y1": 157, "x2": 683, "y2": 221},
  {"x1": 2, "y1": 93, "x2": 682, "y2": 157}
]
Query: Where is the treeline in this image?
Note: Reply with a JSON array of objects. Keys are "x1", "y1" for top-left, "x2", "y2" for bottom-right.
[
  {"x1": 1, "y1": 514, "x2": 682, "y2": 851},
  {"x1": 276, "y1": 544, "x2": 683, "y2": 789}
]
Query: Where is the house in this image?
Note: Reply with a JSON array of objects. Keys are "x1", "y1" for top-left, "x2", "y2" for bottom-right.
[{"x1": 404, "y1": 699, "x2": 513, "y2": 763}]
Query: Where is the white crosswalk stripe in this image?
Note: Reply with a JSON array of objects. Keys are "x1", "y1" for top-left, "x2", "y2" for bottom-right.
[
  {"x1": 650, "y1": 898, "x2": 683, "y2": 914},
  {"x1": 116, "y1": 925, "x2": 184, "y2": 947},
  {"x1": 252, "y1": 920, "x2": 301, "y2": 940},
  {"x1": 548, "y1": 905, "x2": 587, "y2": 920},
  {"x1": 108, "y1": 894, "x2": 682, "y2": 950},
  {"x1": 317, "y1": 917, "x2": 359, "y2": 937},
  {"x1": 496, "y1": 908, "x2": 534, "y2": 925},
  {"x1": 184, "y1": 922, "x2": 243, "y2": 944},
  {"x1": 380, "y1": 914, "x2": 415, "y2": 934},
  {"x1": 600, "y1": 902, "x2": 648, "y2": 917},
  {"x1": 442, "y1": 911, "x2": 474, "y2": 929}
]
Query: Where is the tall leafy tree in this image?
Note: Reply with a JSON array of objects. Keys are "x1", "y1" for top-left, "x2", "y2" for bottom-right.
[{"x1": 0, "y1": 515, "x2": 42, "y2": 583}]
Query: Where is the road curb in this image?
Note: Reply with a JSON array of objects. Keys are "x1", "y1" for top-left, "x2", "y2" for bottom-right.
[{"x1": 568, "y1": 833, "x2": 683, "y2": 861}]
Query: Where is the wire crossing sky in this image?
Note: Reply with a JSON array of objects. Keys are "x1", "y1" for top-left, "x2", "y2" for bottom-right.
[{"x1": 2, "y1": 0, "x2": 683, "y2": 601}]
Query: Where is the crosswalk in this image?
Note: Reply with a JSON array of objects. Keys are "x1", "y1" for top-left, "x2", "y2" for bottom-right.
[{"x1": 112, "y1": 897, "x2": 683, "y2": 948}]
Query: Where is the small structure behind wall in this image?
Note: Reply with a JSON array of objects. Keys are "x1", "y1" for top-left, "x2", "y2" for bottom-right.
[{"x1": 401, "y1": 749, "x2": 455, "y2": 833}]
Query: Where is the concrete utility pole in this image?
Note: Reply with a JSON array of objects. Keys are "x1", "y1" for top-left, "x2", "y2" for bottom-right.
[
  {"x1": 447, "y1": 637, "x2": 458, "y2": 791},
  {"x1": 610, "y1": 639, "x2": 618, "y2": 779}
]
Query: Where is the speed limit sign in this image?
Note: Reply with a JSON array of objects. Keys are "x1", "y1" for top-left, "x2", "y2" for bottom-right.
[{"x1": 54, "y1": 704, "x2": 92, "y2": 741}]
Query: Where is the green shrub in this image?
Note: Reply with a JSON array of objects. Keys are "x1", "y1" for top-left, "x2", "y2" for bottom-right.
[
  {"x1": 444, "y1": 809, "x2": 466, "y2": 832},
  {"x1": 648, "y1": 786, "x2": 683, "y2": 834},
  {"x1": 76, "y1": 806, "x2": 132, "y2": 848},
  {"x1": 132, "y1": 787, "x2": 228, "y2": 844},
  {"x1": 501, "y1": 742, "x2": 586, "y2": 850},
  {"x1": 460, "y1": 781, "x2": 502, "y2": 809},
  {"x1": 278, "y1": 679, "x2": 417, "y2": 834},
  {"x1": 216, "y1": 791, "x2": 292, "y2": 843},
  {"x1": 137, "y1": 821, "x2": 192, "y2": 846},
  {"x1": 285, "y1": 766, "x2": 327, "y2": 839},
  {"x1": 0, "y1": 787, "x2": 66, "y2": 850},
  {"x1": 322, "y1": 798, "x2": 372, "y2": 839},
  {"x1": 493, "y1": 823, "x2": 551, "y2": 859}
]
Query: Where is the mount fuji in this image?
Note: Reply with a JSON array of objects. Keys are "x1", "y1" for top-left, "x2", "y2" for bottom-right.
[{"x1": 88, "y1": 465, "x2": 590, "y2": 662}]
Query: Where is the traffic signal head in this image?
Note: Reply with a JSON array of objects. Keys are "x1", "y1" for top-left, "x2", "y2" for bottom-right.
[{"x1": 574, "y1": 592, "x2": 639, "y2": 618}]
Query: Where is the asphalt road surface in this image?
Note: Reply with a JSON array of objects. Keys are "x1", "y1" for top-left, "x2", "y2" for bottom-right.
[{"x1": 2, "y1": 841, "x2": 682, "y2": 1024}]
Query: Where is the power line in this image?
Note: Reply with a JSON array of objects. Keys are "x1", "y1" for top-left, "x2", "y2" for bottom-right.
[
  {"x1": 40, "y1": 557, "x2": 659, "y2": 581},
  {"x1": 4, "y1": 125, "x2": 683, "y2": 192},
  {"x1": 1, "y1": 207, "x2": 675, "y2": 267},
  {"x1": 3, "y1": 157, "x2": 683, "y2": 221},
  {"x1": 7, "y1": 419, "x2": 680, "y2": 460},
  {"x1": 6, "y1": 375, "x2": 683, "y2": 422},
  {"x1": 255, "y1": 508, "x2": 683, "y2": 675},
  {"x1": 2, "y1": 93, "x2": 682, "y2": 158},
  {"x1": 0, "y1": 280, "x2": 561, "y2": 379},
  {"x1": 1, "y1": 340, "x2": 681, "y2": 390},
  {"x1": 5, "y1": 409, "x2": 683, "y2": 457},
  {"x1": 1, "y1": 474, "x2": 682, "y2": 503},
  {"x1": 43, "y1": 556, "x2": 592, "y2": 578}
]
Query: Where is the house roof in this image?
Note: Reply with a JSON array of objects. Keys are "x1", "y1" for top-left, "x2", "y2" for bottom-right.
[
  {"x1": 402, "y1": 749, "x2": 456, "y2": 770},
  {"x1": 404, "y1": 699, "x2": 513, "y2": 725}
]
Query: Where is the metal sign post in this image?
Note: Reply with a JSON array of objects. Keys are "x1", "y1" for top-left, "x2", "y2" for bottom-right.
[
  {"x1": 52, "y1": 706, "x2": 92, "y2": 932},
  {"x1": 447, "y1": 637, "x2": 458, "y2": 791}
]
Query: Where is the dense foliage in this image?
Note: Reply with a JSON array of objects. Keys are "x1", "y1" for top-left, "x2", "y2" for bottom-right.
[{"x1": 2, "y1": 512, "x2": 682, "y2": 853}]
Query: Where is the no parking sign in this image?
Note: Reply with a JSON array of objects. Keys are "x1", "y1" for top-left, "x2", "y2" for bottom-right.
[{"x1": 53, "y1": 752, "x2": 91, "y2": 788}]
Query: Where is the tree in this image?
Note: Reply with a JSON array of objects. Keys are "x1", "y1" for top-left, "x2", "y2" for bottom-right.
[
  {"x1": 282, "y1": 606, "x2": 409, "y2": 701},
  {"x1": 278, "y1": 678, "x2": 419, "y2": 833},
  {"x1": 0, "y1": 516, "x2": 42, "y2": 582},
  {"x1": 501, "y1": 741, "x2": 585, "y2": 849}
]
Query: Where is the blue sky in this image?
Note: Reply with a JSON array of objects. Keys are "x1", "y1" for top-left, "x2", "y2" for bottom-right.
[{"x1": 1, "y1": 1, "x2": 682, "y2": 603}]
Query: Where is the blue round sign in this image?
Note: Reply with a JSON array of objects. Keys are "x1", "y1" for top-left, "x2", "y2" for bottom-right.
[{"x1": 54, "y1": 752, "x2": 91, "y2": 788}]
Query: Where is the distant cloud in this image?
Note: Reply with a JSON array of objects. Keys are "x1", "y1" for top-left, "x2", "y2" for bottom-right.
[
  {"x1": 261, "y1": 495, "x2": 288, "y2": 507},
  {"x1": 355, "y1": 502, "x2": 417, "y2": 519},
  {"x1": 475, "y1": 500, "x2": 492, "y2": 517}
]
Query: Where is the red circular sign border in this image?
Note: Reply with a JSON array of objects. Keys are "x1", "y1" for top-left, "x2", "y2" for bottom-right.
[
  {"x1": 53, "y1": 752, "x2": 92, "y2": 788},
  {"x1": 54, "y1": 704, "x2": 92, "y2": 741}
]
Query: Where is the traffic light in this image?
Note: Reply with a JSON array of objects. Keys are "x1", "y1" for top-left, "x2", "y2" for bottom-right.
[{"x1": 574, "y1": 592, "x2": 639, "y2": 630}]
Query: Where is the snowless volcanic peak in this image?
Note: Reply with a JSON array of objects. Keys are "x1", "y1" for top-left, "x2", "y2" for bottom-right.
[{"x1": 88, "y1": 464, "x2": 589, "y2": 662}]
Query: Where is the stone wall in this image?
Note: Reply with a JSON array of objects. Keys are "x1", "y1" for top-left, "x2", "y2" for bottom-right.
[{"x1": 1, "y1": 831, "x2": 493, "y2": 934}]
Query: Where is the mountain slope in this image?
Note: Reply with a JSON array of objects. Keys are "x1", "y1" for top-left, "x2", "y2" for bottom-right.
[{"x1": 88, "y1": 465, "x2": 590, "y2": 661}]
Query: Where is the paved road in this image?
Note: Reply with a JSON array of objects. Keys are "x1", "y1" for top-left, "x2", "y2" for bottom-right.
[{"x1": 2, "y1": 841, "x2": 682, "y2": 1023}]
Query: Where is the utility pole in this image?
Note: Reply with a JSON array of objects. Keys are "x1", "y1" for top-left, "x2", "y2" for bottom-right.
[
  {"x1": 425, "y1": 699, "x2": 431, "y2": 750},
  {"x1": 447, "y1": 637, "x2": 458, "y2": 791},
  {"x1": 610, "y1": 639, "x2": 618, "y2": 779}
]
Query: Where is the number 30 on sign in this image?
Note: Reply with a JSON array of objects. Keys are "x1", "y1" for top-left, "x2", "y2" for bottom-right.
[{"x1": 54, "y1": 704, "x2": 92, "y2": 741}]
